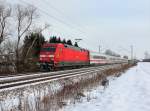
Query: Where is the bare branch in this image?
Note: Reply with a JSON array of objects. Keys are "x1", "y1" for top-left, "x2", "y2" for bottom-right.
[
  {"x1": 0, "y1": 3, "x2": 11, "y2": 44},
  {"x1": 15, "y1": 5, "x2": 37, "y2": 58},
  {"x1": 25, "y1": 24, "x2": 50, "y2": 58},
  {"x1": 14, "y1": 4, "x2": 38, "y2": 71}
]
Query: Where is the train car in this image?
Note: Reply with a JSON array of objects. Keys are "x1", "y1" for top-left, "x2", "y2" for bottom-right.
[
  {"x1": 39, "y1": 43, "x2": 90, "y2": 71},
  {"x1": 89, "y1": 51, "x2": 110, "y2": 65},
  {"x1": 106, "y1": 55, "x2": 128, "y2": 64},
  {"x1": 89, "y1": 51, "x2": 128, "y2": 65}
]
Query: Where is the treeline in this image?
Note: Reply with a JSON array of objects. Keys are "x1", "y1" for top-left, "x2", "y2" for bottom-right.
[
  {"x1": 49, "y1": 36, "x2": 79, "y2": 47},
  {"x1": 105, "y1": 49, "x2": 121, "y2": 57},
  {"x1": 143, "y1": 59, "x2": 150, "y2": 62},
  {"x1": 105, "y1": 49, "x2": 128, "y2": 59}
]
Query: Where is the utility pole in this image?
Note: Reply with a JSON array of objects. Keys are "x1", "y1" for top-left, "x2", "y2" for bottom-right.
[
  {"x1": 99, "y1": 45, "x2": 101, "y2": 53},
  {"x1": 131, "y1": 45, "x2": 133, "y2": 60}
]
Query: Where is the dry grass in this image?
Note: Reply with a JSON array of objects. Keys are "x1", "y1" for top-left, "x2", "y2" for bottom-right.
[{"x1": 38, "y1": 64, "x2": 135, "y2": 111}]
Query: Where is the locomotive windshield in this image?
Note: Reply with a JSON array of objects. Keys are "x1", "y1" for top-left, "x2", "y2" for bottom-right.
[{"x1": 41, "y1": 47, "x2": 56, "y2": 52}]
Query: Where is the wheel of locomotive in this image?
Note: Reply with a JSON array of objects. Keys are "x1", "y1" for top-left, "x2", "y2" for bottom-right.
[
  {"x1": 49, "y1": 66, "x2": 54, "y2": 71},
  {"x1": 45, "y1": 64, "x2": 53, "y2": 71},
  {"x1": 40, "y1": 64, "x2": 45, "y2": 72},
  {"x1": 40, "y1": 64, "x2": 50, "y2": 72}
]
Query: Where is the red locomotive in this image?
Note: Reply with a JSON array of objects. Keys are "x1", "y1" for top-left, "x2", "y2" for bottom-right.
[{"x1": 39, "y1": 43, "x2": 89, "y2": 71}]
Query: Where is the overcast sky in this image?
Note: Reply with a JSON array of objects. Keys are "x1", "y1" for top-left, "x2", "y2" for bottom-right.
[{"x1": 6, "y1": 0, "x2": 150, "y2": 59}]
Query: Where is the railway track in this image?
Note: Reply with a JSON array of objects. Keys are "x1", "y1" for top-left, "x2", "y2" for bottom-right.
[
  {"x1": 0, "y1": 66, "x2": 97, "y2": 78},
  {"x1": 0, "y1": 64, "x2": 121, "y2": 92}
]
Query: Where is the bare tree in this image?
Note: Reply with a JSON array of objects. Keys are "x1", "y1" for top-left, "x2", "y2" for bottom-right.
[
  {"x1": 105, "y1": 49, "x2": 121, "y2": 57},
  {"x1": 25, "y1": 24, "x2": 50, "y2": 59},
  {"x1": 0, "y1": 2, "x2": 11, "y2": 44},
  {"x1": 144, "y1": 51, "x2": 150, "y2": 59},
  {"x1": 4, "y1": 40, "x2": 16, "y2": 54},
  {"x1": 123, "y1": 55, "x2": 128, "y2": 59},
  {"x1": 15, "y1": 5, "x2": 37, "y2": 70},
  {"x1": 0, "y1": 40, "x2": 17, "y2": 74}
]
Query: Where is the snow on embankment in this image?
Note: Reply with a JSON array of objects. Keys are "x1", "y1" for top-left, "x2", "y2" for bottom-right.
[
  {"x1": 64, "y1": 62, "x2": 150, "y2": 111},
  {"x1": 0, "y1": 63, "x2": 134, "y2": 111}
]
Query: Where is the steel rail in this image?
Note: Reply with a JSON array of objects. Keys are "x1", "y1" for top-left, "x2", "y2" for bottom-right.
[
  {"x1": 0, "y1": 65, "x2": 113, "y2": 91},
  {"x1": 0, "y1": 69, "x2": 99, "y2": 89},
  {"x1": 0, "y1": 65, "x2": 110, "y2": 84},
  {"x1": 0, "y1": 64, "x2": 124, "y2": 92},
  {"x1": 0, "y1": 66, "x2": 107, "y2": 85}
]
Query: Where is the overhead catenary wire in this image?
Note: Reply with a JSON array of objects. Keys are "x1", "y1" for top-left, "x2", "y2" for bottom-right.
[
  {"x1": 18, "y1": 0, "x2": 95, "y2": 50},
  {"x1": 42, "y1": 0, "x2": 87, "y2": 34},
  {"x1": 20, "y1": 0, "x2": 87, "y2": 38}
]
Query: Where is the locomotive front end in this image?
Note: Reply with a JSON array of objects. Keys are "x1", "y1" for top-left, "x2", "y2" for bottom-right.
[{"x1": 39, "y1": 44, "x2": 57, "y2": 71}]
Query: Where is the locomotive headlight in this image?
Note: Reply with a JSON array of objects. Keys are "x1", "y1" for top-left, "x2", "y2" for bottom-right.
[
  {"x1": 40, "y1": 55, "x2": 54, "y2": 58},
  {"x1": 48, "y1": 55, "x2": 54, "y2": 57},
  {"x1": 40, "y1": 55, "x2": 46, "y2": 57}
]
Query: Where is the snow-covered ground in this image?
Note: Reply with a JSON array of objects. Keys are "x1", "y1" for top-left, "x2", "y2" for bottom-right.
[{"x1": 63, "y1": 62, "x2": 150, "y2": 111}]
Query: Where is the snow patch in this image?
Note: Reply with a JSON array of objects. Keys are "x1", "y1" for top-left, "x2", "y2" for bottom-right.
[{"x1": 64, "y1": 63, "x2": 150, "y2": 111}]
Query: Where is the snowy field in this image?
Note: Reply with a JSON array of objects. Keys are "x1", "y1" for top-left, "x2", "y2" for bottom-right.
[{"x1": 63, "y1": 62, "x2": 150, "y2": 111}]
